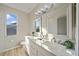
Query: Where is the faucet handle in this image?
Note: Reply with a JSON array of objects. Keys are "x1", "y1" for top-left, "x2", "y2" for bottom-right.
[
  {"x1": 51, "y1": 37, "x2": 56, "y2": 43},
  {"x1": 53, "y1": 37, "x2": 56, "y2": 42}
]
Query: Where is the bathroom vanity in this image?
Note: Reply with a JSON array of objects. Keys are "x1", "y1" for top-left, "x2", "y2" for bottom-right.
[
  {"x1": 24, "y1": 36, "x2": 75, "y2": 56},
  {"x1": 22, "y1": 4, "x2": 76, "y2": 56}
]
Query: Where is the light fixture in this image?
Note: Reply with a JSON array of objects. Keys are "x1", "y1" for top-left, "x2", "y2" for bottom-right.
[
  {"x1": 37, "y1": 10, "x2": 42, "y2": 14},
  {"x1": 44, "y1": 5, "x2": 49, "y2": 10},
  {"x1": 35, "y1": 3, "x2": 54, "y2": 16},
  {"x1": 35, "y1": 10, "x2": 42, "y2": 16},
  {"x1": 35, "y1": 12, "x2": 38, "y2": 15},
  {"x1": 40, "y1": 8, "x2": 46, "y2": 13}
]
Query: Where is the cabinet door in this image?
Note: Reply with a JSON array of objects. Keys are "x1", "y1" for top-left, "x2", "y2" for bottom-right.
[{"x1": 29, "y1": 39, "x2": 37, "y2": 56}]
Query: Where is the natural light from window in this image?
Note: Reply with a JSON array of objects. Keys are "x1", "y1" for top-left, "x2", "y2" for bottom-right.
[{"x1": 6, "y1": 14, "x2": 17, "y2": 36}]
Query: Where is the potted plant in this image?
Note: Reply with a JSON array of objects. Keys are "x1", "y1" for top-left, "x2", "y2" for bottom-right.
[{"x1": 63, "y1": 40, "x2": 74, "y2": 49}]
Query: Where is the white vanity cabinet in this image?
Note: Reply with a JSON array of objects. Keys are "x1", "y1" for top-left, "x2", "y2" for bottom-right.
[
  {"x1": 29, "y1": 39, "x2": 37, "y2": 56},
  {"x1": 25, "y1": 36, "x2": 75, "y2": 56},
  {"x1": 28, "y1": 38, "x2": 55, "y2": 56}
]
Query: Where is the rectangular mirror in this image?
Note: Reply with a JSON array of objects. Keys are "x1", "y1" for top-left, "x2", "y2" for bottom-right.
[
  {"x1": 34, "y1": 17, "x2": 41, "y2": 33},
  {"x1": 57, "y1": 16, "x2": 67, "y2": 35}
]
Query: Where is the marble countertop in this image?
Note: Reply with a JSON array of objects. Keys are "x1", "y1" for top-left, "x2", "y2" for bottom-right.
[{"x1": 25, "y1": 36, "x2": 75, "y2": 56}]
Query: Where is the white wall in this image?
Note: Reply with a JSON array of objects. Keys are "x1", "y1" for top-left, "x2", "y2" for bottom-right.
[
  {"x1": 47, "y1": 5, "x2": 67, "y2": 35},
  {"x1": 42, "y1": 4, "x2": 71, "y2": 41},
  {"x1": 29, "y1": 4, "x2": 40, "y2": 35},
  {"x1": 29, "y1": 3, "x2": 74, "y2": 43},
  {"x1": 0, "y1": 4, "x2": 30, "y2": 52},
  {"x1": 29, "y1": 4, "x2": 69, "y2": 35}
]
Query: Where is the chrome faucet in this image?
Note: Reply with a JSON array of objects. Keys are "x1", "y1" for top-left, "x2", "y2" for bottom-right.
[{"x1": 53, "y1": 37, "x2": 56, "y2": 42}]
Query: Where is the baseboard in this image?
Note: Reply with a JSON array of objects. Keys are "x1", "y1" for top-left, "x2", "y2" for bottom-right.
[{"x1": 0, "y1": 45, "x2": 21, "y2": 54}]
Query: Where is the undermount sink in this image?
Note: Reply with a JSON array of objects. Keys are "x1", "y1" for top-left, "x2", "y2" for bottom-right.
[
  {"x1": 42, "y1": 40, "x2": 65, "y2": 50},
  {"x1": 41, "y1": 41, "x2": 52, "y2": 50},
  {"x1": 42, "y1": 41, "x2": 51, "y2": 46}
]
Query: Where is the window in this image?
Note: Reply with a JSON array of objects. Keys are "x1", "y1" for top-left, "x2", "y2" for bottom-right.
[{"x1": 6, "y1": 14, "x2": 17, "y2": 36}]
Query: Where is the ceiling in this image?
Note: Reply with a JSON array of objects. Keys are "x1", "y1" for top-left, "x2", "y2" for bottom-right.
[
  {"x1": 4, "y1": 3, "x2": 38, "y2": 13},
  {"x1": 3, "y1": 3, "x2": 68, "y2": 14}
]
